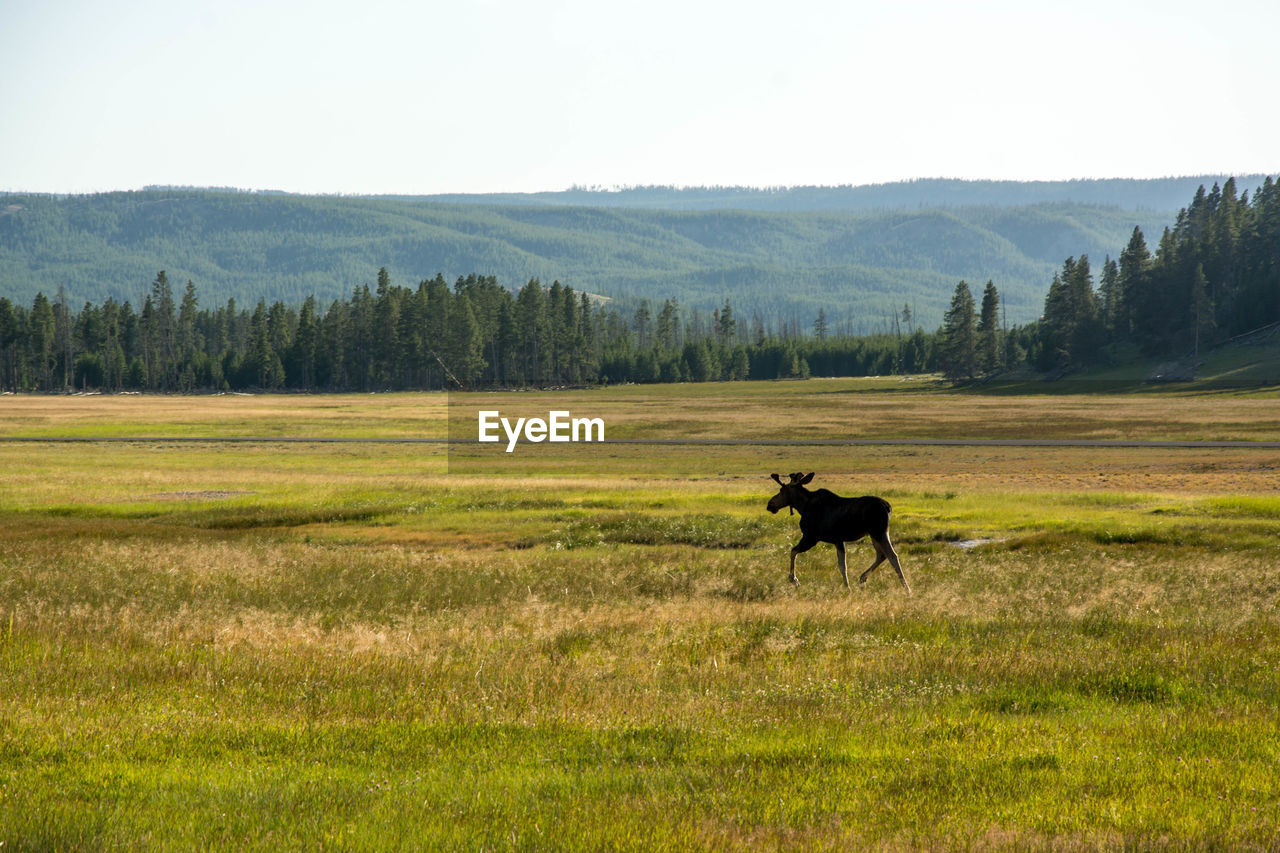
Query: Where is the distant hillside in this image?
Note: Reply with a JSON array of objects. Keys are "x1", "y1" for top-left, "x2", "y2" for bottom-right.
[
  {"x1": 404, "y1": 175, "x2": 1271, "y2": 212},
  {"x1": 0, "y1": 180, "x2": 1229, "y2": 328}
]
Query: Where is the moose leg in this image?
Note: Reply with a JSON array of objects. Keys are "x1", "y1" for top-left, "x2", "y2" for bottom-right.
[
  {"x1": 872, "y1": 533, "x2": 910, "y2": 594},
  {"x1": 882, "y1": 533, "x2": 910, "y2": 593},
  {"x1": 789, "y1": 535, "x2": 818, "y2": 585},
  {"x1": 858, "y1": 541, "x2": 886, "y2": 586},
  {"x1": 835, "y1": 541, "x2": 850, "y2": 588}
]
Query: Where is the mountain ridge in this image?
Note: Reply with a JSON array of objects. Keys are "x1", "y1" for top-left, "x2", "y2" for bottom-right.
[
  {"x1": 4, "y1": 177, "x2": 1262, "y2": 328},
  {"x1": 358, "y1": 174, "x2": 1272, "y2": 211}
]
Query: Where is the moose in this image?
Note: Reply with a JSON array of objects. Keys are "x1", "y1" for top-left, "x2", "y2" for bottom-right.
[{"x1": 766, "y1": 472, "x2": 909, "y2": 592}]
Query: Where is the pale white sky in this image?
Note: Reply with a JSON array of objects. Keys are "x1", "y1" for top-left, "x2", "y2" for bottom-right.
[{"x1": 2, "y1": 0, "x2": 1277, "y2": 195}]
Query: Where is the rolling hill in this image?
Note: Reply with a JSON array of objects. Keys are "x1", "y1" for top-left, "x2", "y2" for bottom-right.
[{"x1": 3, "y1": 177, "x2": 1263, "y2": 329}]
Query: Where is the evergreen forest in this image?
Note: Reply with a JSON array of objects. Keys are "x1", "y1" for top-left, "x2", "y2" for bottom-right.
[
  {"x1": 3, "y1": 179, "x2": 1219, "y2": 329},
  {"x1": 0, "y1": 269, "x2": 923, "y2": 392},
  {"x1": 0, "y1": 177, "x2": 1276, "y2": 392}
]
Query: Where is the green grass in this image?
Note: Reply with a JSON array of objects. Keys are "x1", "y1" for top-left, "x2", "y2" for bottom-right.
[
  {"x1": 3, "y1": 388, "x2": 1280, "y2": 849},
  {"x1": 979, "y1": 335, "x2": 1280, "y2": 395}
]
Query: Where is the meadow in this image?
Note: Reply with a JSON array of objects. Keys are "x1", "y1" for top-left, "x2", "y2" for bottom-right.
[{"x1": 2, "y1": 379, "x2": 1279, "y2": 850}]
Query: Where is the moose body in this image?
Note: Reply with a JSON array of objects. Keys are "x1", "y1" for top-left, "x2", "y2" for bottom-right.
[{"x1": 767, "y1": 472, "x2": 909, "y2": 592}]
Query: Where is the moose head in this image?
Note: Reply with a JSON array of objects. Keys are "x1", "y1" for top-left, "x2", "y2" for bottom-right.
[{"x1": 766, "y1": 471, "x2": 814, "y2": 516}]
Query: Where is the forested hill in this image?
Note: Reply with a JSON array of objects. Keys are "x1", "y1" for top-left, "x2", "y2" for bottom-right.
[
  {"x1": 409, "y1": 176, "x2": 1271, "y2": 213},
  {"x1": 2, "y1": 178, "x2": 1249, "y2": 328}
]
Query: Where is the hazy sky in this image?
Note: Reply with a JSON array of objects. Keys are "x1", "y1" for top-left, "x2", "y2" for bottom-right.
[{"x1": 3, "y1": 0, "x2": 1277, "y2": 194}]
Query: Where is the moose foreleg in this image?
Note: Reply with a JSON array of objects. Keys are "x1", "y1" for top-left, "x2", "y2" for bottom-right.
[
  {"x1": 789, "y1": 535, "x2": 818, "y2": 585},
  {"x1": 835, "y1": 542, "x2": 850, "y2": 588}
]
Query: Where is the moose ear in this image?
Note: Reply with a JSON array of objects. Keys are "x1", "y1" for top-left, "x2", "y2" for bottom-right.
[
  {"x1": 800, "y1": 472, "x2": 815, "y2": 484},
  {"x1": 770, "y1": 473, "x2": 783, "y2": 484}
]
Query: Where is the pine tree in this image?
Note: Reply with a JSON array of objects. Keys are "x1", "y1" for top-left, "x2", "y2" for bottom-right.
[
  {"x1": 0, "y1": 297, "x2": 22, "y2": 391},
  {"x1": 977, "y1": 280, "x2": 1000, "y2": 374},
  {"x1": 177, "y1": 281, "x2": 200, "y2": 388},
  {"x1": 578, "y1": 292, "x2": 599, "y2": 382},
  {"x1": 1118, "y1": 226, "x2": 1152, "y2": 344},
  {"x1": 546, "y1": 282, "x2": 569, "y2": 382},
  {"x1": 99, "y1": 299, "x2": 126, "y2": 391},
  {"x1": 372, "y1": 269, "x2": 400, "y2": 387},
  {"x1": 421, "y1": 275, "x2": 450, "y2": 388},
  {"x1": 347, "y1": 284, "x2": 375, "y2": 390},
  {"x1": 938, "y1": 280, "x2": 977, "y2": 380},
  {"x1": 717, "y1": 300, "x2": 736, "y2": 345},
  {"x1": 1065, "y1": 255, "x2": 1102, "y2": 366},
  {"x1": 316, "y1": 300, "x2": 348, "y2": 389},
  {"x1": 813, "y1": 308, "x2": 828, "y2": 340},
  {"x1": 445, "y1": 294, "x2": 486, "y2": 387},
  {"x1": 633, "y1": 300, "x2": 651, "y2": 351},
  {"x1": 289, "y1": 295, "x2": 318, "y2": 388},
  {"x1": 246, "y1": 300, "x2": 283, "y2": 388},
  {"x1": 515, "y1": 279, "x2": 546, "y2": 385},
  {"x1": 149, "y1": 271, "x2": 177, "y2": 390},
  {"x1": 54, "y1": 285, "x2": 74, "y2": 390},
  {"x1": 685, "y1": 340, "x2": 713, "y2": 381},
  {"x1": 656, "y1": 299, "x2": 678, "y2": 352},
  {"x1": 1098, "y1": 256, "x2": 1120, "y2": 340},
  {"x1": 1037, "y1": 272, "x2": 1072, "y2": 371},
  {"x1": 29, "y1": 292, "x2": 55, "y2": 390},
  {"x1": 1190, "y1": 263, "x2": 1214, "y2": 361}
]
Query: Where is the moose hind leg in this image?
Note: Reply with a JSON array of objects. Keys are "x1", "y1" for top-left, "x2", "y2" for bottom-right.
[
  {"x1": 858, "y1": 541, "x2": 886, "y2": 586},
  {"x1": 876, "y1": 532, "x2": 910, "y2": 594}
]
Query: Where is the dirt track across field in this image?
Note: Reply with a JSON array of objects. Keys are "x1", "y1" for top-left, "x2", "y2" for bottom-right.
[{"x1": 4, "y1": 435, "x2": 1280, "y2": 448}]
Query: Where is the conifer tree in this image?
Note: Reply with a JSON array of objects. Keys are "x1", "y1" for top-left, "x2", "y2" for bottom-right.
[
  {"x1": 1098, "y1": 256, "x2": 1120, "y2": 339},
  {"x1": 632, "y1": 300, "x2": 651, "y2": 351},
  {"x1": 445, "y1": 295, "x2": 485, "y2": 388},
  {"x1": 149, "y1": 271, "x2": 177, "y2": 390},
  {"x1": 656, "y1": 299, "x2": 678, "y2": 352},
  {"x1": 716, "y1": 300, "x2": 736, "y2": 345},
  {"x1": 938, "y1": 280, "x2": 977, "y2": 380},
  {"x1": 289, "y1": 295, "x2": 318, "y2": 388},
  {"x1": 177, "y1": 281, "x2": 200, "y2": 388},
  {"x1": 515, "y1": 279, "x2": 546, "y2": 385},
  {"x1": 0, "y1": 297, "x2": 22, "y2": 391},
  {"x1": 29, "y1": 292, "x2": 55, "y2": 390},
  {"x1": 814, "y1": 308, "x2": 828, "y2": 340},
  {"x1": 372, "y1": 268, "x2": 400, "y2": 387},
  {"x1": 977, "y1": 280, "x2": 1000, "y2": 374},
  {"x1": 1065, "y1": 255, "x2": 1102, "y2": 366},
  {"x1": 1117, "y1": 226, "x2": 1151, "y2": 343},
  {"x1": 1190, "y1": 263, "x2": 1214, "y2": 361}
]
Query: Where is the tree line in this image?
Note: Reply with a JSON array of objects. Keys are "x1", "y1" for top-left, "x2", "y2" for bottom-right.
[
  {"x1": 1032, "y1": 176, "x2": 1280, "y2": 371},
  {"x1": 0, "y1": 269, "x2": 944, "y2": 393},
  {"x1": 0, "y1": 187, "x2": 1163, "y2": 327},
  {"x1": 933, "y1": 176, "x2": 1280, "y2": 379},
  {"x1": 5, "y1": 176, "x2": 1267, "y2": 391}
]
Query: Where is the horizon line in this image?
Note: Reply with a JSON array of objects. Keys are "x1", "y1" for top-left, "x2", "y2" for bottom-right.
[{"x1": 3, "y1": 172, "x2": 1277, "y2": 199}]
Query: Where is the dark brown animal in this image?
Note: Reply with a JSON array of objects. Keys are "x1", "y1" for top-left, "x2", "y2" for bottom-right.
[{"x1": 766, "y1": 472, "x2": 909, "y2": 592}]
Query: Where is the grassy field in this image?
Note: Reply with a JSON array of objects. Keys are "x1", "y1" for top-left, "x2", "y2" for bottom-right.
[{"x1": 2, "y1": 380, "x2": 1279, "y2": 850}]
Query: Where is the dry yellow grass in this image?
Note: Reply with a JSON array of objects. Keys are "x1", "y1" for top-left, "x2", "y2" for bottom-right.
[
  {"x1": 4, "y1": 385, "x2": 1280, "y2": 849},
  {"x1": 0, "y1": 391, "x2": 450, "y2": 437},
  {"x1": 4, "y1": 377, "x2": 1280, "y2": 442}
]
